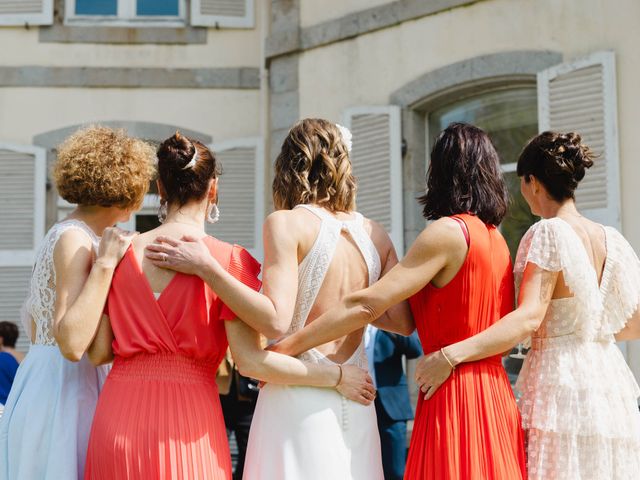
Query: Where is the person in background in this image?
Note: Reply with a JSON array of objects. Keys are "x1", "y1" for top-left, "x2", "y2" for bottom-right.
[
  {"x1": 217, "y1": 349, "x2": 258, "y2": 480},
  {"x1": 365, "y1": 326, "x2": 422, "y2": 480},
  {"x1": 0, "y1": 322, "x2": 23, "y2": 406}
]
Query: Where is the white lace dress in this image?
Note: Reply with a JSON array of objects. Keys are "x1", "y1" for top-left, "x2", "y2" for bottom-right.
[
  {"x1": 514, "y1": 218, "x2": 640, "y2": 479},
  {"x1": 243, "y1": 205, "x2": 384, "y2": 480},
  {"x1": 0, "y1": 219, "x2": 109, "y2": 480}
]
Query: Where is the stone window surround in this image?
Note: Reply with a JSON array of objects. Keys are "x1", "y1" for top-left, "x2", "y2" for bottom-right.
[
  {"x1": 39, "y1": 0, "x2": 206, "y2": 44},
  {"x1": 389, "y1": 50, "x2": 563, "y2": 248}
]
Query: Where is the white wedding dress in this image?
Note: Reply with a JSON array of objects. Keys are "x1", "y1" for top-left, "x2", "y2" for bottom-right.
[
  {"x1": 243, "y1": 205, "x2": 384, "y2": 480},
  {"x1": 0, "y1": 219, "x2": 109, "y2": 480},
  {"x1": 514, "y1": 218, "x2": 640, "y2": 479}
]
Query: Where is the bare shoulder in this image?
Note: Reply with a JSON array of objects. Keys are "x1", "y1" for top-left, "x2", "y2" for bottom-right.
[
  {"x1": 361, "y1": 217, "x2": 394, "y2": 256},
  {"x1": 264, "y1": 208, "x2": 319, "y2": 243},
  {"x1": 411, "y1": 217, "x2": 467, "y2": 257},
  {"x1": 54, "y1": 228, "x2": 94, "y2": 260}
]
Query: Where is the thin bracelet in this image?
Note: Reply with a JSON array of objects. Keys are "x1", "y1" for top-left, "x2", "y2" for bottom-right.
[
  {"x1": 440, "y1": 348, "x2": 456, "y2": 370},
  {"x1": 335, "y1": 364, "x2": 344, "y2": 387}
]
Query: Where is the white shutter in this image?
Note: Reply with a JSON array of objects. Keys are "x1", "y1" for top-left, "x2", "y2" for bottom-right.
[
  {"x1": 206, "y1": 138, "x2": 264, "y2": 260},
  {"x1": 0, "y1": 144, "x2": 46, "y2": 352},
  {"x1": 538, "y1": 51, "x2": 620, "y2": 228},
  {"x1": 343, "y1": 106, "x2": 404, "y2": 255},
  {"x1": 0, "y1": 0, "x2": 53, "y2": 25},
  {"x1": 191, "y1": 0, "x2": 254, "y2": 28}
]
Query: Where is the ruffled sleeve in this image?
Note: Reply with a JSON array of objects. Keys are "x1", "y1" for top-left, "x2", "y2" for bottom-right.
[
  {"x1": 514, "y1": 219, "x2": 563, "y2": 286},
  {"x1": 219, "y1": 245, "x2": 263, "y2": 321},
  {"x1": 601, "y1": 227, "x2": 640, "y2": 335},
  {"x1": 514, "y1": 218, "x2": 604, "y2": 340}
]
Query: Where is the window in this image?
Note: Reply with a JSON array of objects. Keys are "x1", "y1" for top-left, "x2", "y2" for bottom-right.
[
  {"x1": 67, "y1": 0, "x2": 184, "y2": 26},
  {"x1": 428, "y1": 87, "x2": 539, "y2": 386}
]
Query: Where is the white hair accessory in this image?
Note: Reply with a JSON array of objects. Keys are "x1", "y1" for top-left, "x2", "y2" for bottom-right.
[
  {"x1": 181, "y1": 149, "x2": 198, "y2": 170},
  {"x1": 336, "y1": 124, "x2": 353, "y2": 153}
]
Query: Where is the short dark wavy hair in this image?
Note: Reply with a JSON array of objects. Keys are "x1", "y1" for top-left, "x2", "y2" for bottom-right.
[
  {"x1": 418, "y1": 122, "x2": 509, "y2": 226},
  {"x1": 0, "y1": 321, "x2": 19, "y2": 348}
]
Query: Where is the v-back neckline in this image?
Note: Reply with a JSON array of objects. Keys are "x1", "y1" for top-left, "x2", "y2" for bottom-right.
[
  {"x1": 555, "y1": 217, "x2": 609, "y2": 292},
  {"x1": 127, "y1": 246, "x2": 183, "y2": 304}
]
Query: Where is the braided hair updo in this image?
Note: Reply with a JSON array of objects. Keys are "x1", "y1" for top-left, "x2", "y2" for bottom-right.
[{"x1": 517, "y1": 131, "x2": 595, "y2": 202}]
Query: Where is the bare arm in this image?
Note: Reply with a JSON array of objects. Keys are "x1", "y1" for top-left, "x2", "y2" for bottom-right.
[
  {"x1": 414, "y1": 264, "x2": 558, "y2": 399},
  {"x1": 54, "y1": 227, "x2": 135, "y2": 361},
  {"x1": 371, "y1": 233, "x2": 415, "y2": 335},
  {"x1": 272, "y1": 219, "x2": 459, "y2": 357},
  {"x1": 87, "y1": 314, "x2": 114, "y2": 365},
  {"x1": 224, "y1": 319, "x2": 376, "y2": 405},
  {"x1": 145, "y1": 212, "x2": 299, "y2": 339}
]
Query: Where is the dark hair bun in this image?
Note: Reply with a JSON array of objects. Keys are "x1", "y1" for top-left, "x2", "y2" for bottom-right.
[
  {"x1": 157, "y1": 132, "x2": 220, "y2": 207},
  {"x1": 517, "y1": 131, "x2": 595, "y2": 201}
]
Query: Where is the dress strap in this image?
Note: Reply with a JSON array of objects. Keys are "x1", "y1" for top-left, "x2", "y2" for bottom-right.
[{"x1": 451, "y1": 216, "x2": 470, "y2": 247}]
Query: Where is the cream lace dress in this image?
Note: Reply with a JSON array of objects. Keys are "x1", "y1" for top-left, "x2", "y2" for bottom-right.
[
  {"x1": 0, "y1": 219, "x2": 109, "y2": 480},
  {"x1": 515, "y1": 218, "x2": 640, "y2": 479},
  {"x1": 243, "y1": 205, "x2": 384, "y2": 480}
]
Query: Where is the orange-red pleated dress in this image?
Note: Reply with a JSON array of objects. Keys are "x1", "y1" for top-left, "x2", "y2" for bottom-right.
[
  {"x1": 404, "y1": 214, "x2": 527, "y2": 480},
  {"x1": 84, "y1": 237, "x2": 261, "y2": 480}
]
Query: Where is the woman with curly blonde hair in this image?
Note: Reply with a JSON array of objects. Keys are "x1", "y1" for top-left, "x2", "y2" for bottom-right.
[
  {"x1": 0, "y1": 125, "x2": 155, "y2": 480},
  {"x1": 145, "y1": 118, "x2": 413, "y2": 479}
]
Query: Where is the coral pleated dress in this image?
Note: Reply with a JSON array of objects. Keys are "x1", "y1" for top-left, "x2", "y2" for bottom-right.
[
  {"x1": 405, "y1": 214, "x2": 527, "y2": 480},
  {"x1": 85, "y1": 237, "x2": 261, "y2": 480}
]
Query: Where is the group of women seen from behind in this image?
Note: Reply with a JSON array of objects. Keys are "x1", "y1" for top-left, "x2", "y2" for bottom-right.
[{"x1": 0, "y1": 118, "x2": 638, "y2": 480}]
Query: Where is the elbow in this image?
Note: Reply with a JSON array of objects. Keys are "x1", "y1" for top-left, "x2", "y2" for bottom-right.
[
  {"x1": 397, "y1": 321, "x2": 415, "y2": 337},
  {"x1": 59, "y1": 345, "x2": 83, "y2": 363},
  {"x1": 264, "y1": 321, "x2": 289, "y2": 340},
  {"x1": 234, "y1": 356, "x2": 261, "y2": 380},
  {"x1": 520, "y1": 309, "x2": 545, "y2": 339}
]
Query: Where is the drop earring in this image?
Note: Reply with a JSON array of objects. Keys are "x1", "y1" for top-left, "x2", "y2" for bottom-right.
[
  {"x1": 157, "y1": 199, "x2": 167, "y2": 223},
  {"x1": 206, "y1": 203, "x2": 220, "y2": 224}
]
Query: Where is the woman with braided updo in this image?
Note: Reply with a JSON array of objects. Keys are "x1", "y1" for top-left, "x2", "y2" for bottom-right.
[
  {"x1": 143, "y1": 119, "x2": 413, "y2": 479},
  {"x1": 416, "y1": 131, "x2": 640, "y2": 479}
]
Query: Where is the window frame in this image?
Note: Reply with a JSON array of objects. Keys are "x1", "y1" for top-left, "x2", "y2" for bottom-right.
[{"x1": 64, "y1": 0, "x2": 186, "y2": 27}]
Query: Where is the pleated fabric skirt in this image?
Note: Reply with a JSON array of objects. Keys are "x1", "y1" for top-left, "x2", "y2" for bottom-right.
[
  {"x1": 243, "y1": 383, "x2": 383, "y2": 480},
  {"x1": 405, "y1": 357, "x2": 527, "y2": 480},
  {"x1": 0, "y1": 345, "x2": 104, "y2": 480},
  {"x1": 85, "y1": 353, "x2": 232, "y2": 480}
]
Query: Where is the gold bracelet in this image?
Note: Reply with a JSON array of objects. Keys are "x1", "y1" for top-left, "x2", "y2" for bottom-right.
[
  {"x1": 440, "y1": 348, "x2": 455, "y2": 370},
  {"x1": 335, "y1": 364, "x2": 344, "y2": 387}
]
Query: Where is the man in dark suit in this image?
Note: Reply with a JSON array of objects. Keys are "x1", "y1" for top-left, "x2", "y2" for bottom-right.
[{"x1": 365, "y1": 326, "x2": 423, "y2": 480}]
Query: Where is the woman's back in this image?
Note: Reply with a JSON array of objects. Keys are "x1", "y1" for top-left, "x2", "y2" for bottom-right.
[
  {"x1": 284, "y1": 205, "x2": 384, "y2": 364},
  {"x1": 406, "y1": 213, "x2": 526, "y2": 480},
  {"x1": 410, "y1": 214, "x2": 515, "y2": 350}
]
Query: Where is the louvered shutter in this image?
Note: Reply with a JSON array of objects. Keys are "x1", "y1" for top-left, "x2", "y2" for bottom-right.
[
  {"x1": 0, "y1": 0, "x2": 52, "y2": 25},
  {"x1": 343, "y1": 106, "x2": 404, "y2": 255},
  {"x1": 538, "y1": 51, "x2": 621, "y2": 228},
  {"x1": 206, "y1": 138, "x2": 264, "y2": 260},
  {"x1": 191, "y1": 0, "x2": 254, "y2": 28},
  {"x1": 0, "y1": 144, "x2": 46, "y2": 352}
]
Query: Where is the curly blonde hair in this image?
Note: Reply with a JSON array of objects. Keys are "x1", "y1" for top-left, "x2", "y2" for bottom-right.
[
  {"x1": 54, "y1": 125, "x2": 156, "y2": 209},
  {"x1": 273, "y1": 118, "x2": 356, "y2": 212}
]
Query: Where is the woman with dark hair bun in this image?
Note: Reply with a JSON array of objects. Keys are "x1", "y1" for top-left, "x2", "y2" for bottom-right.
[
  {"x1": 84, "y1": 131, "x2": 376, "y2": 480},
  {"x1": 417, "y1": 131, "x2": 640, "y2": 479},
  {"x1": 271, "y1": 122, "x2": 527, "y2": 479}
]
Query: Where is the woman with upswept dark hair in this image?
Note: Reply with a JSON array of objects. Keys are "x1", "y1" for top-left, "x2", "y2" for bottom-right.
[{"x1": 272, "y1": 122, "x2": 527, "y2": 479}]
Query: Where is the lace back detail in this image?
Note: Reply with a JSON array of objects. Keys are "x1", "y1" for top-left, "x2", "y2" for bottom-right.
[
  {"x1": 26, "y1": 219, "x2": 99, "y2": 346},
  {"x1": 288, "y1": 205, "x2": 382, "y2": 367}
]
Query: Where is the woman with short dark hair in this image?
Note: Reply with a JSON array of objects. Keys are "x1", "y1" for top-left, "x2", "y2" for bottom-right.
[
  {"x1": 0, "y1": 322, "x2": 22, "y2": 407},
  {"x1": 271, "y1": 122, "x2": 527, "y2": 479},
  {"x1": 416, "y1": 131, "x2": 640, "y2": 479}
]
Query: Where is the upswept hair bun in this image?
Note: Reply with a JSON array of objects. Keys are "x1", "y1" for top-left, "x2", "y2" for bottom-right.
[
  {"x1": 157, "y1": 132, "x2": 220, "y2": 207},
  {"x1": 517, "y1": 131, "x2": 595, "y2": 201},
  {"x1": 273, "y1": 118, "x2": 356, "y2": 212},
  {"x1": 54, "y1": 125, "x2": 155, "y2": 209}
]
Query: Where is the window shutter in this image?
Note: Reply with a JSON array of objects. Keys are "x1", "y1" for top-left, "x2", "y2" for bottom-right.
[
  {"x1": 206, "y1": 138, "x2": 264, "y2": 260},
  {"x1": 0, "y1": 0, "x2": 53, "y2": 25},
  {"x1": 0, "y1": 144, "x2": 46, "y2": 352},
  {"x1": 191, "y1": 0, "x2": 254, "y2": 28},
  {"x1": 538, "y1": 51, "x2": 620, "y2": 228},
  {"x1": 343, "y1": 106, "x2": 404, "y2": 255}
]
